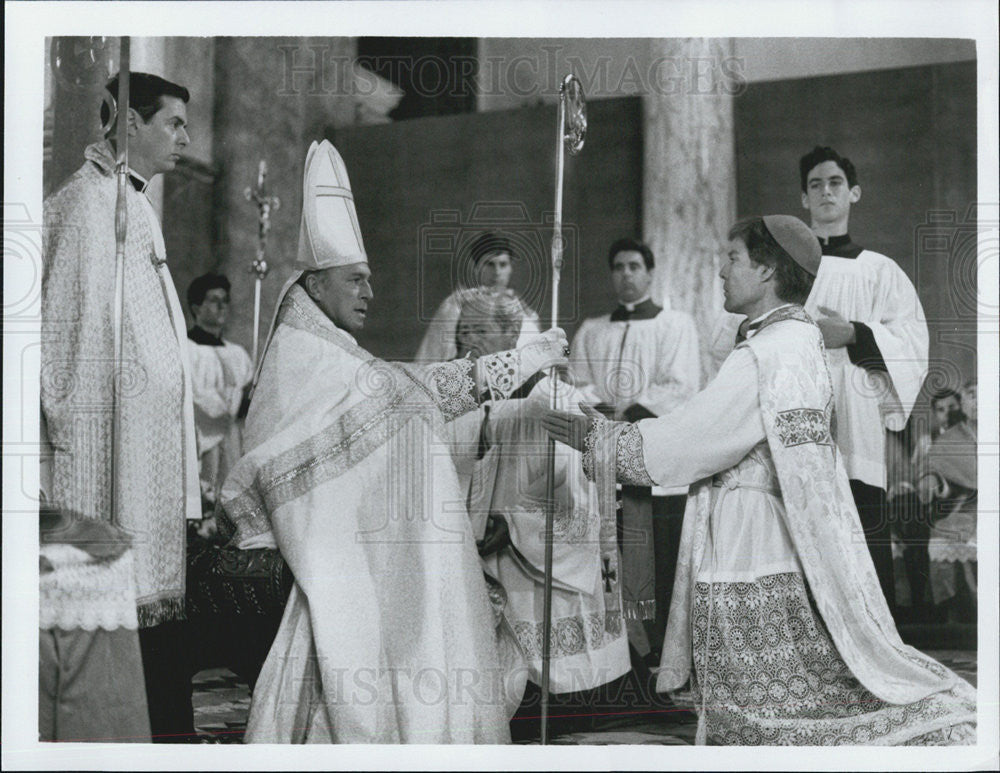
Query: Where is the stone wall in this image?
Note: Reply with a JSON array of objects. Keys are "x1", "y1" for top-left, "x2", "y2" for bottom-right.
[{"x1": 211, "y1": 37, "x2": 357, "y2": 355}]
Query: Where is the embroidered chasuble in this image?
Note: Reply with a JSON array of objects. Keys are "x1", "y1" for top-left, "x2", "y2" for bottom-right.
[
  {"x1": 584, "y1": 306, "x2": 975, "y2": 745},
  {"x1": 222, "y1": 285, "x2": 517, "y2": 743},
  {"x1": 42, "y1": 140, "x2": 199, "y2": 627}
]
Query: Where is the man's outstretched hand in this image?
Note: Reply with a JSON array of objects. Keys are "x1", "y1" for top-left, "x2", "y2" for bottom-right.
[{"x1": 541, "y1": 408, "x2": 592, "y2": 452}]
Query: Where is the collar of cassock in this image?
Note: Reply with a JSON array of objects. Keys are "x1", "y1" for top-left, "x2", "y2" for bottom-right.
[
  {"x1": 610, "y1": 297, "x2": 662, "y2": 322},
  {"x1": 188, "y1": 326, "x2": 224, "y2": 347},
  {"x1": 128, "y1": 169, "x2": 150, "y2": 194},
  {"x1": 816, "y1": 232, "x2": 863, "y2": 259}
]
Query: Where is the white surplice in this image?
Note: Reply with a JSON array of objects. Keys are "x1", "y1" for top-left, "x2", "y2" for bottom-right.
[
  {"x1": 570, "y1": 305, "x2": 701, "y2": 418},
  {"x1": 571, "y1": 302, "x2": 701, "y2": 498},
  {"x1": 804, "y1": 251, "x2": 928, "y2": 489},
  {"x1": 188, "y1": 334, "x2": 253, "y2": 502}
]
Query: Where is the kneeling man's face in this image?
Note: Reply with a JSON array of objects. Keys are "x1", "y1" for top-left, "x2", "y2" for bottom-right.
[
  {"x1": 306, "y1": 263, "x2": 373, "y2": 333},
  {"x1": 720, "y1": 237, "x2": 766, "y2": 315}
]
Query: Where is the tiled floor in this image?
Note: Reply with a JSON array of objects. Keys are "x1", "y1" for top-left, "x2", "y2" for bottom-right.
[{"x1": 191, "y1": 649, "x2": 978, "y2": 744}]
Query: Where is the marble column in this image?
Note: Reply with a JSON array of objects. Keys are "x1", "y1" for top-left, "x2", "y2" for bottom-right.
[
  {"x1": 212, "y1": 36, "x2": 356, "y2": 355},
  {"x1": 643, "y1": 38, "x2": 738, "y2": 382}
]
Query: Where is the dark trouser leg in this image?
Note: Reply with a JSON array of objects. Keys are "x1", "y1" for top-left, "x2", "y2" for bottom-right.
[
  {"x1": 892, "y1": 491, "x2": 932, "y2": 621},
  {"x1": 40, "y1": 627, "x2": 151, "y2": 743},
  {"x1": 849, "y1": 479, "x2": 896, "y2": 615},
  {"x1": 646, "y1": 495, "x2": 685, "y2": 658},
  {"x1": 139, "y1": 620, "x2": 196, "y2": 743}
]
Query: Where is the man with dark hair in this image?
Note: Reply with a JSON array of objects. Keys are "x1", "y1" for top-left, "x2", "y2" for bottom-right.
[
  {"x1": 543, "y1": 215, "x2": 976, "y2": 746},
  {"x1": 572, "y1": 237, "x2": 700, "y2": 425},
  {"x1": 799, "y1": 145, "x2": 859, "y2": 192},
  {"x1": 798, "y1": 145, "x2": 929, "y2": 617},
  {"x1": 727, "y1": 218, "x2": 815, "y2": 306},
  {"x1": 570, "y1": 237, "x2": 700, "y2": 681},
  {"x1": 415, "y1": 231, "x2": 541, "y2": 361},
  {"x1": 187, "y1": 271, "x2": 230, "y2": 311},
  {"x1": 929, "y1": 389, "x2": 965, "y2": 436},
  {"x1": 605, "y1": 237, "x2": 654, "y2": 272},
  {"x1": 42, "y1": 71, "x2": 199, "y2": 741},
  {"x1": 101, "y1": 72, "x2": 191, "y2": 140},
  {"x1": 186, "y1": 273, "x2": 253, "y2": 510}
]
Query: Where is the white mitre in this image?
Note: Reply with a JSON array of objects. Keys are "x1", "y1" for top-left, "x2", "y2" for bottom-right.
[
  {"x1": 252, "y1": 140, "x2": 368, "y2": 386},
  {"x1": 296, "y1": 139, "x2": 367, "y2": 271}
]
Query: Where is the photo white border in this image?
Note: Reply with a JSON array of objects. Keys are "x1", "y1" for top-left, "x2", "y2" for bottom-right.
[{"x1": 4, "y1": 1, "x2": 998, "y2": 770}]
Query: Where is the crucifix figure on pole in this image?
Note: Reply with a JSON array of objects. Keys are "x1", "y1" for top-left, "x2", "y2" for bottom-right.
[{"x1": 245, "y1": 160, "x2": 280, "y2": 367}]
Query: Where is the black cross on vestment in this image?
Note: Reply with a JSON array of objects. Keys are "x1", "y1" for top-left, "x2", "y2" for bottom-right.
[{"x1": 602, "y1": 557, "x2": 617, "y2": 593}]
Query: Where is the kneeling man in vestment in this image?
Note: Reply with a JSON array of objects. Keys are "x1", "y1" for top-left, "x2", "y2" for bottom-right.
[{"x1": 544, "y1": 215, "x2": 976, "y2": 746}]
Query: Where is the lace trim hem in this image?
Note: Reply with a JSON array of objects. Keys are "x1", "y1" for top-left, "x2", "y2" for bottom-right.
[
  {"x1": 427, "y1": 357, "x2": 478, "y2": 420},
  {"x1": 40, "y1": 550, "x2": 139, "y2": 631},
  {"x1": 617, "y1": 422, "x2": 655, "y2": 486}
]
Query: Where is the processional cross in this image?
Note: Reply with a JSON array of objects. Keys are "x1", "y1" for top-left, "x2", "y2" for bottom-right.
[{"x1": 244, "y1": 161, "x2": 280, "y2": 366}]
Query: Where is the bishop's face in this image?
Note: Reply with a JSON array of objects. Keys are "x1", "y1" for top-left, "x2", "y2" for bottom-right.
[{"x1": 305, "y1": 263, "x2": 373, "y2": 334}]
